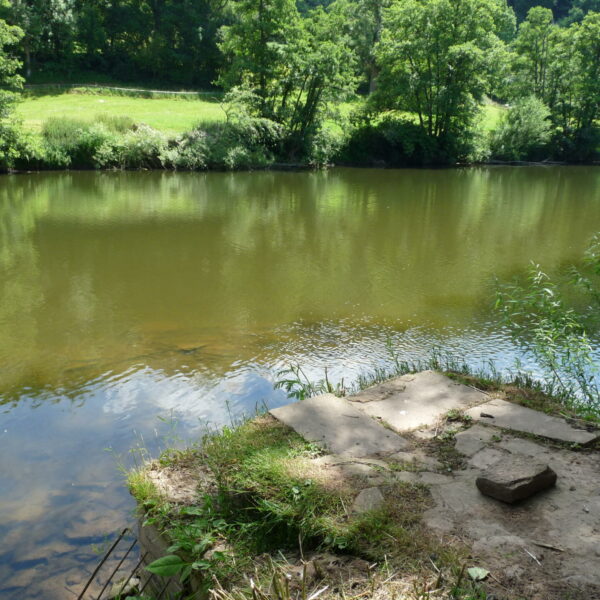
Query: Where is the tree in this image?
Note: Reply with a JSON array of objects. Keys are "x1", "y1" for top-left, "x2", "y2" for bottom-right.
[
  {"x1": 331, "y1": 0, "x2": 391, "y2": 92},
  {"x1": 218, "y1": 0, "x2": 301, "y2": 114},
  {"x1": 511, "y1": 10, "x2": 600, "y2": 159},
  {"x1": 0, "y1": 9, "x2": 24, "y2": 169},
  {"x1": 219, "y1": 0, "x2": 355, "y2": 153},
  {"x1": 573, "y1": 11, "x2": 600, "y2": 132},
  {"x1": 511, "y1": 7, "x2": 556, "y2": 98},
  {"x1": 0, "y1": 0, "x2": 75, "y2": 78},
  {"x1": 373, "y1": 0, "x2": 515, "y2": 143},
  {"x1": 0, "y1": 13, "x2": 23, "y2": 120}
]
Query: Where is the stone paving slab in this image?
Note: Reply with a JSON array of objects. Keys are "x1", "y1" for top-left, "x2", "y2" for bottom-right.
[
  {"x1": 454, "y1": 424, "x2": 498, "y2": 457},
  {"x1": 349, "y1": 370, "x2": 488, "y2": 432},
  {"x1": 269, "y1": 394, "x2": 409, "y2": 457},
  {"x1": 465, "y1": 398, "x2": 600, "y2": 445}
]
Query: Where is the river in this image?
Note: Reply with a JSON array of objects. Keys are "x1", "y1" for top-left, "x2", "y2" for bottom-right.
[{"x1": 1, "y1": 166, "x2": 599, "y2": 598}]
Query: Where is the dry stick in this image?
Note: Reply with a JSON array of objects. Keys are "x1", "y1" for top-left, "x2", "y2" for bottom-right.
[
  {"x1": 524, "y1": 548, "x2": 542, "y2": 566},
  {"x1": 307, "y1": 586, "x2": 330, "y2": 600},
  {"x1": 381, "y1": 571, "x2": 399, "y2": 585},
  {"x1": 532, "y1": 540, "x2": 565, "y2": 552}
]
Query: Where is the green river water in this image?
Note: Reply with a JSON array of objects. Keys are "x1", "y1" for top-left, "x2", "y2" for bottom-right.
[{"x1": 1, "y1": 167, "x2": 599, "y2": 598}]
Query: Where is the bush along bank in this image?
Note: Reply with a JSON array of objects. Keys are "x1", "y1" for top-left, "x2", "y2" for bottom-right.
[
  {"x1": 8, "y1": 115, "x2": 298, "y2": 172},
  {"x1": 5, "y1": 112, "x2": 599, "y2": 175},
  {"x1": 126, "y1": 360, "x2": 600, "y2": 600}
]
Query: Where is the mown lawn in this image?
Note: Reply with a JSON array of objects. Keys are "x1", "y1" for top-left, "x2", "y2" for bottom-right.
[
  {"x1": 16, "y1": 92, "x2": 226, "y2": 135},
  {"x1": 15, "y1": 90, "x2": 505, "y2": 136}
]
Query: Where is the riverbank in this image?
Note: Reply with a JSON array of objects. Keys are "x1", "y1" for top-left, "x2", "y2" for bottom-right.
[
  {"x1": 5, "y1": 88, "x2": 597, "y2": 174},
  {"x1": 124, "y1": 369, "x2": 600, "y2": 600}
]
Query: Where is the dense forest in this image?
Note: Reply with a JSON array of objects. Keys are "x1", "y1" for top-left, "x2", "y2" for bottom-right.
[
  {"x1": 0, "y1": 0, "x2": 598, "y2": 168},
  {"x1": 0, "y1": 0, "x2": 598, "y2": 86}
]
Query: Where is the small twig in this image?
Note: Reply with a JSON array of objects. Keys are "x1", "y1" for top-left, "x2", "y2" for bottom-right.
[
  {"x1": 307, "y1": 586, "x2": 329, "y2": 600},
  {"x1": 488, "y1": 571, "x2": 509, "y2": 589},
  {"x1": 429, "y1": 558, "x2": 440, "y2": 573},
  {"x1": 524, "y1": 548, "x2": 542, "y2": 566},
  {"x1": 532, "y1": 541, "x2": 565, "y2": 552},
  {"x1": 381, "y1": 571, "x2": 398, "y2": 585}
]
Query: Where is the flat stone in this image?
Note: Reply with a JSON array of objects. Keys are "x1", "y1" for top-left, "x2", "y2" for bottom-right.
[
  {"x1": 350, "y1": 371, "x2": 487, "y2": 432},
  {"x1": 418, "y1": 472, "x2": 453, "y2": 485},
  {"x1": 392, "y1": 471, "x2": 422, "y2": 484},
  {"x1": 498, "y1": 437, "x2": 550, "y2": 459},
  {"x1": 455, "y1": 424, "x2": 497, "y2": 457},
  {"x1": 468, "y1": 447, "x2": 507, "y2": 470},
  {"x1": 465, "y1": 399, "x2": 599, "y2": 445},
  {"x1": 476, "y1": 455, "x2": 557, "y2": 503},
  {"x1": 352, "y1": 487, "x2": 385, "y2": 513},
  {"x1": 270, "y1": 394, "x2": 409, "y2": 457}
]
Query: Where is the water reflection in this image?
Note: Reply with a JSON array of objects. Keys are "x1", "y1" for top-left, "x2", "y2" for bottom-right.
[{"x1": 1, "y1": 167, "x2": 599, "y2": 599}]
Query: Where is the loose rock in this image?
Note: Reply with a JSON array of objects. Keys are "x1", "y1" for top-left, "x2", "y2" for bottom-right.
[{"x1": 476, "y1": 455, "x2": 557, "y2": 503}]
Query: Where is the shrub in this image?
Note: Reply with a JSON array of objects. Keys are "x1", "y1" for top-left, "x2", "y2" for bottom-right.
[
  {"x1": 164, "y1": 117, "x2": 283, "y2": 171},
  {"x1": 490, "y1": 96, "x2": 552, "y2": 161},
  {"x1": 162, "y1": 129, "x2": 209, "y2": 170},
  {"x1": 337, "y1": 116, "x2": 439, "y2": 166},
  {"x1": 117, "y1": 125, "x2": 168, "y2": 169},
  {"x1": 305, "y1": 127, "x2": 344, "y2": 167},
  {"x1": 0, "y1": 122, "x2": 36, "y2": 171},
  {"x1": 94, "y1": 113, "x2": 136, "y2": 133},
  {"x1": 551, "y1": 124, "x2": 600, "y2": 163},
  {"x1": 41, "y1": 117, "x2": 119, "y2": 169}
]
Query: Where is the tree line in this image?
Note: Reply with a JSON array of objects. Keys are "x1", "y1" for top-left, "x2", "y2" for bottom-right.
[
  {"x1": 0, "y1": 0, "x2": 598, "y2": 168},
  {"x1": 0, "y1": 0, "x2": 597, "y2": 87}
]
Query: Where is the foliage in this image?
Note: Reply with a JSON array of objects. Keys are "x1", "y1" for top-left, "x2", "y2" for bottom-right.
[
  {"x1": 495, "y1": 235, "x2": 600, "y2": 415},
  {"x1": 0, "y1": 0, "x2": 226, "y2": 87},
  {"x1": 219, "y1": 0, "x2": 355, "y2": 157},
  {"x1": 0, "y1": 14, "x2": 23, "y2": 171},
  {"x1": 371, "y1": 0, "x2": 515, "y2": 155},
  {"x1": 490, "y1": 95, "x2": 552, "y2": 160},
  {"x1": 338, "y1": 115, "x2": 438, "y2": 166},
  {"x1": 510, "y1": 9, "x2": 600, "y2": 160},
  {"x1": 274, "y1": 364, "x2": 345, "y2": 400}
]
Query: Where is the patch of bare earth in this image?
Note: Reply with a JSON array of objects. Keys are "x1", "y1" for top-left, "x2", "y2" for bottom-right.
[{"x1": 145, "y1": 456, "x2": 216, "y2": 505}]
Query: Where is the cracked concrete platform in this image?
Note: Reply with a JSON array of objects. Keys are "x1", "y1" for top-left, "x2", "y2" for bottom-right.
[
  {"x1": 424, "y1": 433, "x2": 600, "y2": 597},
  {"x1": 270, "y1": 394, "x2": 409, "y2": 457},
  {"x1": 348, "y1": 370, "x2": 488, "y2": 431},
  {"x1": 465, "y1": 398, "x2": 600, "y2": 445}
]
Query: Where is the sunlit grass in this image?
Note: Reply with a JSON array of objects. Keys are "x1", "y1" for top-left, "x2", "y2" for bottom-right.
[
  {"x1": 16, "y1": 91, "x2": 226, "y2": 135},
  {"x1": 16, "y1": 91, "x2": 505, "y2": 137}
]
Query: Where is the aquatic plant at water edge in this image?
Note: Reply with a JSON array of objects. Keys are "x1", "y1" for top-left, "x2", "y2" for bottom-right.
[{"x1": 495, "y1": 235, "x2": 600, "y2": 415}]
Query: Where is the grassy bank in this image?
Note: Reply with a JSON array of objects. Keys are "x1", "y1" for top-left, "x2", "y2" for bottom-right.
[
  {"x1": 126, "y1": 359, "x2": 599, "y2": 600},
  {"x1": 128, "y1": 414, "x2": 482, "y2": 600},
  {"x1": 3, "y1": 89, "x2": 513, "y2": 173},
  {"x1": 8, "y1": 87, "x2": 598, "y2": 171}
]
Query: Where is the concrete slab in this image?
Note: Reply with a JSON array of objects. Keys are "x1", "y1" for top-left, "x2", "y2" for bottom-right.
[
  {"x1": 270, "y1": 394, "x2": 409, "y2": 457},
  {"x1": 465, "y1": 399, "x2": 600, "y2": 445},
  {"x1": 349, "y1": 371, "x2": 488, "y2": 432},
  {"x1": 454, "y1": 424, "x2": 498, "y2": 457}
]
